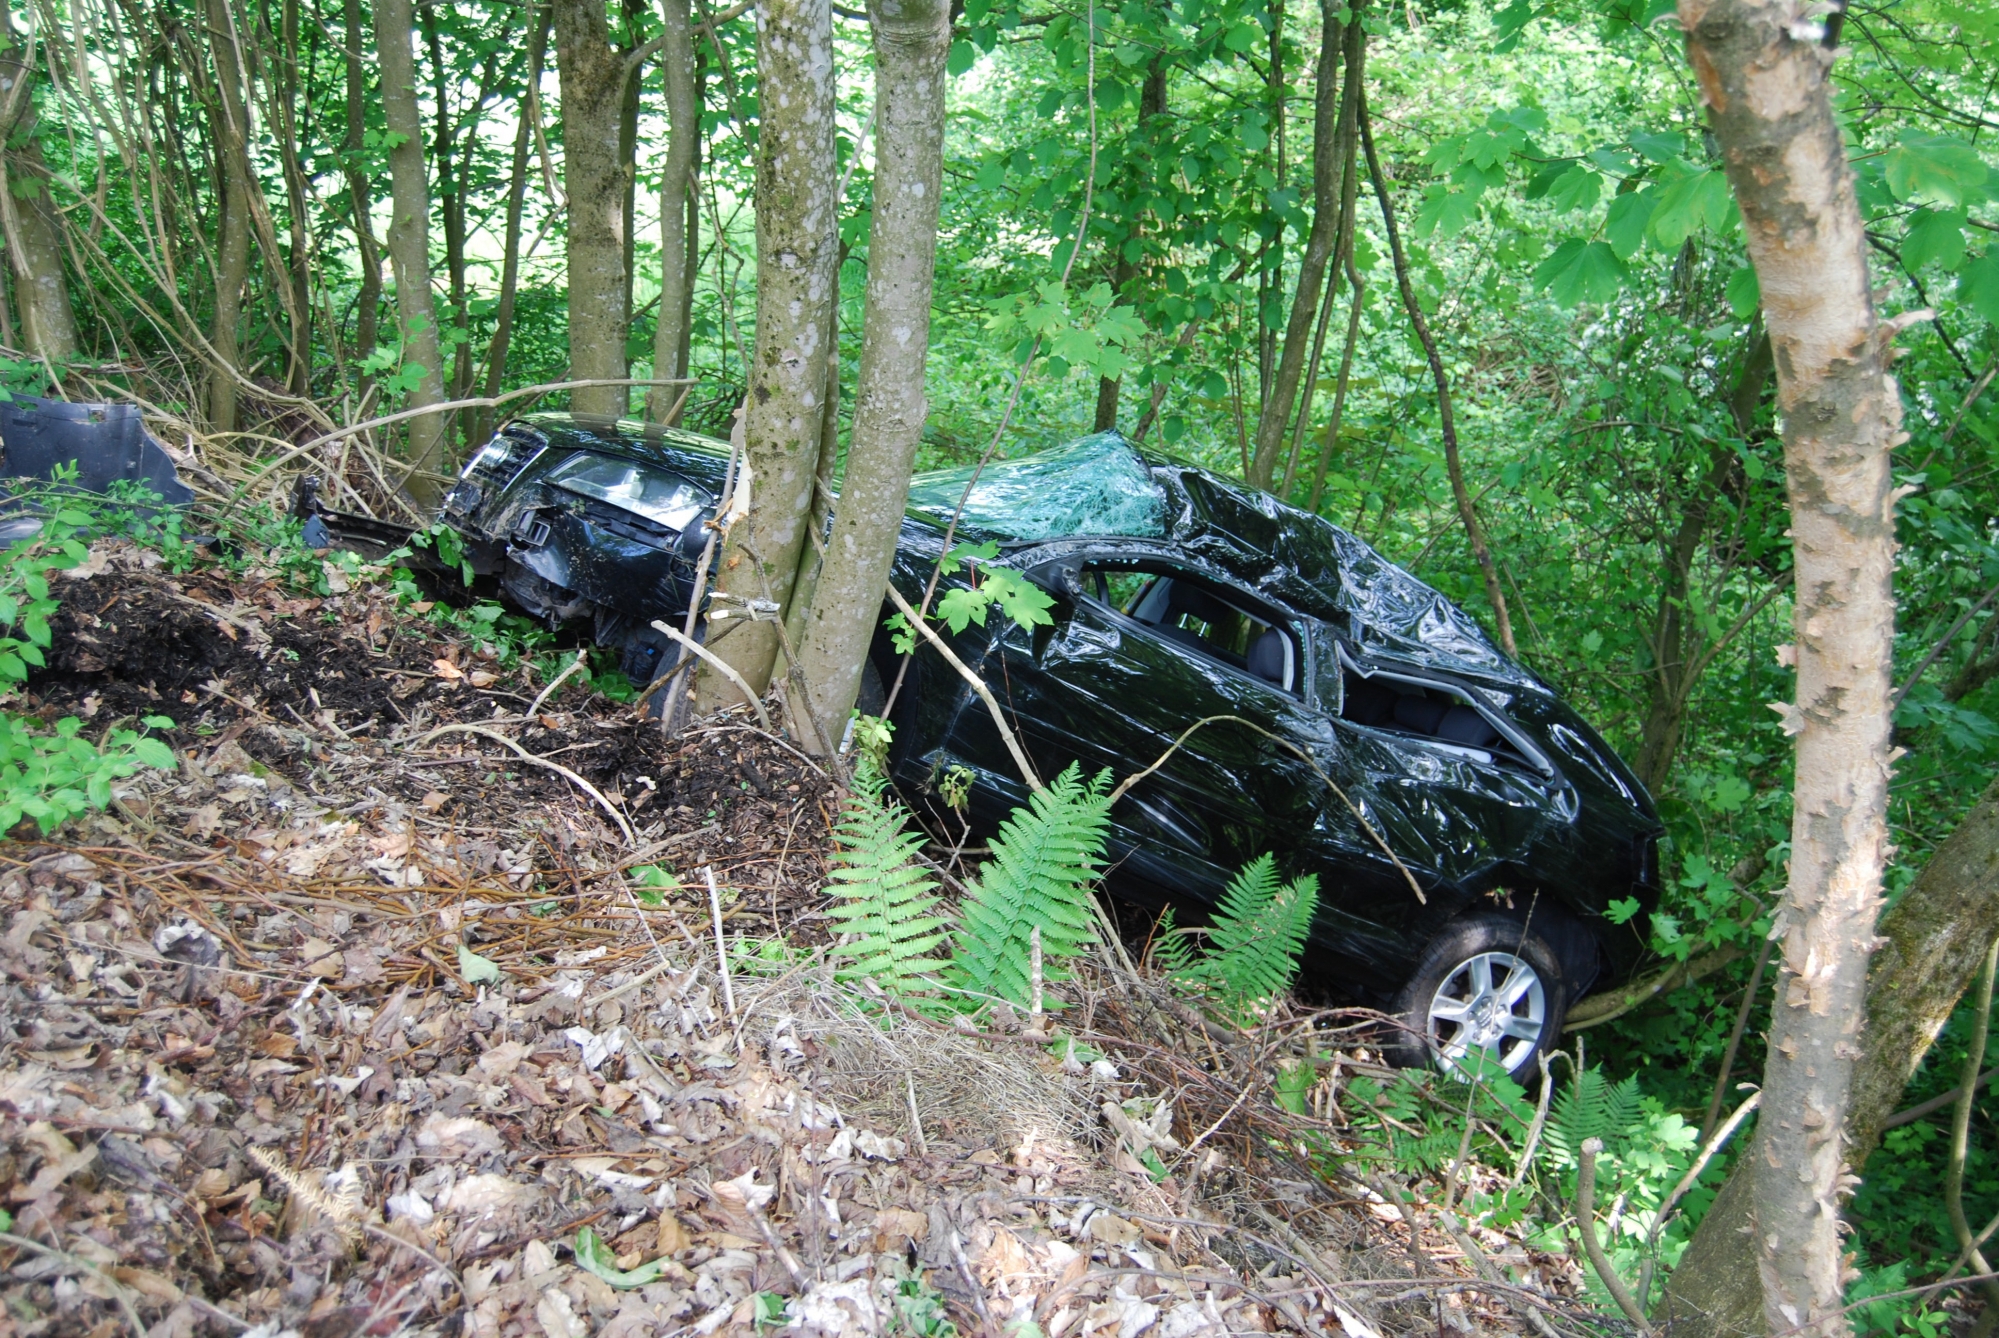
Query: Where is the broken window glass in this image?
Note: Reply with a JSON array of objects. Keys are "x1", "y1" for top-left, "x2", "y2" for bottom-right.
[{"x1": 904, "y1": 432, "x2": 1169, "y2": 540}]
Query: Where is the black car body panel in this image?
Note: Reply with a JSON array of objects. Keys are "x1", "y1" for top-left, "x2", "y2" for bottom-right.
[{"x1": 305, "y1": 413, "x2": 1663, "y2": 1001}]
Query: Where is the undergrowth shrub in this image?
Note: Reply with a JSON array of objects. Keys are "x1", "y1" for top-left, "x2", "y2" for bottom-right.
[
  {"x1": 823, "y1": 756, "x2": 949, "y2": 992},
  {"x1": 1156, "y1": 853, "x2": 1318, "y2": 1022},
  {"x1": 949, "y1": 761, "x2": 1111, "y2": 1009}
]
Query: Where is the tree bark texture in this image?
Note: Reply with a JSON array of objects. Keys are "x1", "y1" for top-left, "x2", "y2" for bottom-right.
[
  {"x1": 204, "y1": 0, "x2": 255, "y2": 431},
  {"x1": 374, "y1": 0, "x2": 452, "y2": 499},
  {"x1": 555, "y1": 0, "x2": 633, "y2": 418},
  {"x1": 647, "y1": 0, "x2": 698, "y2": 419},
  {"x1": 1361, "y1": 100, "x2": 1516, "y2": 658},
  {"x1": 0, "y1": 12, "x2": 77, "y2": 362},
  {"x1": 1247, "y1": 0, "x2": 1346, "y2": 490},
  {"x1": 1678, "y1": 2, "x2": 1906, "y2": 1334},
  {"x1": 271, "y1": 0, "x2": 314, "y2": 395},
  {"x1": 1661, "y1": 778, "x2": 1999, "y2": 1338},
  {"x1": 788, "y1": 0, "x2": 949, "y2": 745},
  {"x1": 693, "y1": 0, "x2": 837, "y2": 713},
  {"x1": 341, "y1": 0, "x2": 383, "y2": 375}
]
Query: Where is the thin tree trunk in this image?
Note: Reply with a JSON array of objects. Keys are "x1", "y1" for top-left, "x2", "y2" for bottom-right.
[
  {"x1": 1634, "y1": 329, "x2": 1772, "y2": 791},
  {"x1": 647, "y1": 0, "x2": 697, "y2": 419},
  {"x1": 480, "y1": 2, "x2": 553, "y2": 444},
  {"x1": 374, "y1": 0, "x2": 452, "y2": 500},
  {"x1": 341, "y1": 0, "x2": 383, "y2": 374},
  {"x1": 0, "y1": 11, "x2": 78, "y2": 362},
  {"x1": 1360, "y1": 98, "x2": 1515, "y2": 657},
  {"x1": 1676, "y1": 2, "x2": 1907, "y2": 1333},
  {"x1": 1091, "y1": 61, "x2": 1165, "y2": 433},
  {"x1": 1662, "y1": 778, "x2": 1999, "y2": 1338},
  {"x1": 554, "y1": 0, "x2": 633, "y2": 418},
  {"x1": 789, "y1": 0, "x2": 948, "y2": 746},
  {"x1": 1092, "y1": 249, "x2": 1137, "y2": 434},
  {"x1": 1247, "y1": 0, "x2": 1348, "y2": 490},
  {"x1": 692, "y1": 0, "x2": 837, "y2": 714},
  {"x1": 273, "y1": 0, "x2": 313, "y2": 395},
  {"x1": 204, "y1": 0, "x2": 254, "y2": 431}
]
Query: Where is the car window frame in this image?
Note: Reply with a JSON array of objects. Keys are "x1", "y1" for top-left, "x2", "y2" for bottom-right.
[
  {"x1": 1332, "y1": 643, "x2": 1557, "y2": 780},
  {"x1": 1062, "y1": 553, "x2": 1309, "y2": 699}
]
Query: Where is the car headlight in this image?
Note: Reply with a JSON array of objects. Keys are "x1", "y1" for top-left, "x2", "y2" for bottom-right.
[{"x1": 546, "y1": 453, "x2": 710, "y2": 533}]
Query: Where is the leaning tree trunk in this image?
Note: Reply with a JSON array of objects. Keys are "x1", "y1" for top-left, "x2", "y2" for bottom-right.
[
  {"x1": 1246, "y1": 0, "x2": 1344, "y2": 491},
  {"x1": 204, "y1": 0, "x2": 256, "y2": 432},
  {"x1": 788, "y1": 0, "x2": 949, "y2": 747},
  {"x1": 1662, "y1": 778, "x2": 1999, "y2": 1338},
  {"x1": 646, "y1": 0, "x2": 698, "y2": 420},
  {"x1": 374, "y1": 0, "x2": 452, "y2": 502},
  {"x1": 554, "y1": 0, "x2": 633, "y2": 418},
  {"x1": 0, "y1": 10, "x2": 77, "y2": 363},
  {"x1": 691, "y1": 0, "x2": 838, "y2": 716},
  {"x1": 1676, "y1": 1, "x2": 1908, "y2": 1335}
]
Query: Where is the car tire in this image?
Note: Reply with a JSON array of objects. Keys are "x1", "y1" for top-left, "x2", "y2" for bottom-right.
[{"x1": 1391, "y1": 913, "x2": 1568, "y2": 1082}]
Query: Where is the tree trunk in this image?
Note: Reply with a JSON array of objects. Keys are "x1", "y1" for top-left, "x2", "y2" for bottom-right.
[
  {"x1": 1247, "y1": 0, "x2": 1344, "y2": 490},
  {"x1": 1633, "y1": 330, "x2": 1772, "y2": 792},
  {"x1": 374, "y1": 0, "x2": 452, "y2": 501},
  {"x1": 204, "y1": 0, "x2": 255, "y2": 432},
  {"x1": 1661, "y1": 778, "x2": 1999, "y2": 1338},
  {"x1": 480, "y1": 2, "x2": 554, "y2": 445},
  {"x1": 788, "y1": 0, "x2": 948, "y2": 747},
  {"x1": 554, "y1": 0, "x2": 633, "y2": 418},
  {"x1": 422, "y1": 9, "x2": 470, "y2": 417},
  {"x1": 1360, "y1": 100, "x2": 1516, "y2": 658},
  {"x1": 0, "y1": 12, "x2": 78, "y2": 362},
  {"x1": 1677, "y1": 2, "x2": 1907, "y2": 1334},
  {"x1": 342, "y1": 0, "x2": 383, "y2": 375},
  {"x1": 647, "y1": 0, "x2": 698, "y2": 419},
  {"x1": 272, "y1": 0, "x2": 313, "y2": 396},
  {"x1": 691, "y1": 0, "x2": 837, "y2": 715}
]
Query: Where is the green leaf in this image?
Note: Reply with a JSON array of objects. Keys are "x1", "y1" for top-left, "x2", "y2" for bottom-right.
[
  {"x1": 1414, "y1": 185, "x2": 1481, "y2": 240},
  {"x1": 131, "y1": 738, "x2": 177, "y2": 771},
  {"x1": 947, "y1": 39, "x2": 976, "y2": 75},
  {"x1": 1605, "y1": 897, "x2": 1641, "y2": 925},
  {"x1": 1904, "y1": 207, "x2": 1969, "y2": 271},
  {"x1": 1627, "y1": 131, "x2": 1686, "y2": 164},
  {"x1": 457, "y1": 942, "x2": 502, "y2": 985},
  {"x1": 1603, "y1": 189, "x2": 1656, "y2": 260},
  {"x1": 140, "y1": 714, "x2": 176, "y2": 729},
  {"x1": 936, "y1": 585, "x2": 992, "y2": 634},
  {"x1": 1543, "y1": 164, "x2": 1603, "y2": 213},
  {"x1": 1961, "y1": 249, "x2": 1999, "y2": 325},
  {"x1": 1648, "y1": 168, "x2": 1734, "y2": 249},
  {"x1": 574, "y1": 1226, "x2": 667, "y2": 1289},
  {"x1": 1532, "y1": 239, "x2": 1628, "y2": 307},
  {"x1": 1884, "y1": 131, "x2": 1989, "y2": 207},
  {"x1": 1726, "y1": 265, "x2": 1761, "y2": 319}
]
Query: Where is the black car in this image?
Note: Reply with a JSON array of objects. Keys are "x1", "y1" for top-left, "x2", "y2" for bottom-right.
[{"x1": 302, "y1": 414, "x2": 1662, "y2": 1079}]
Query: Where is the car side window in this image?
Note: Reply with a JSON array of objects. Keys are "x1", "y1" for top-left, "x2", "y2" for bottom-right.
[{"x1": 1080, "y1": 563, "x2": 1300, "y2": 695}]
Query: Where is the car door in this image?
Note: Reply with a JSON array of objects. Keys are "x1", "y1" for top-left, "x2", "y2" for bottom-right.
[{"x1": 939, "y1": 547, "x2": 1328, "y2": 912}]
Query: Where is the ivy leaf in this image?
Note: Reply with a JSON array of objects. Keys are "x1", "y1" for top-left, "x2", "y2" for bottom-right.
[
  {"x1": 1533, "y1": 239, "x2": 1628, "y2": 307},
  {"x1": 574, "y1": 1227, "x2": 666, "y2": 1289},
  {"x1": 1903, "y1": 207, "x2": 1969, "y2": 272},
  {"x1": 1604, "y1": 189, "x2": 1656, "y2": 260},
  {"x1": 1884, "y1": 131, "x2": 1989, "y2": 207},
  {"x1": 936, "y1": 585, "x2": 992, "y2": 635}
]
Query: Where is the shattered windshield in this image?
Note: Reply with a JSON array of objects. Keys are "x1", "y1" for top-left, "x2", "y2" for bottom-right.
[{"x1": 904, "y1": 432, "x2": 1169, "y2": 540}]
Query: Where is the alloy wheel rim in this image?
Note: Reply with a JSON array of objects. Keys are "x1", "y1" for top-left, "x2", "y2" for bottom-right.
[{"x1": 1426, "y1": 950, "x2": 1546, "y2": 1078}]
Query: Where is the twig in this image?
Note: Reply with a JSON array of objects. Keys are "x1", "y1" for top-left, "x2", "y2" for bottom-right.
[
  {"x1": 1639, "y1": 1089, "x2": 1761, "y2": 1306},
  {"x1": 1508, "y1": 1049, "x2": 1560, "y2": 1188},
  {"x1": 1576, "y1": 1138, "x2": 1653, "y2": 1335},
  {"x1": 949, "y1": 1228, "x2": 996, "y2": 1328},
  {"x1": 906, "y1": 1074, "x2": 929, "y2": 1157},
  {"x1": 528, "y1": 647, "x2": 590, "y2": 716},
  {"x1": 0, "y1": 1231, "x2": 149, "y2": 1338},
  {"x1": 1430, "y1": 1204, "x2": 1566, "y2": 1338},
  {"x1": 1947, "y1": 937, "x2": 1999, "y2": 1317},
  {"x1": 882, "y1": 580, "x2": 1043, "y2": 793},
  {"x1": 650, "y1": 619, "x2": 773, "y2": 734},
  {"x1": 706, "y1": 865, "x2": 740, "y2": 1051},
  {"x1": 1699, "y1": 934, "x2": 1773, "y2": 1145},
  {"x1": 413, "y1": 723, "x2": 635, "y2": 843}
]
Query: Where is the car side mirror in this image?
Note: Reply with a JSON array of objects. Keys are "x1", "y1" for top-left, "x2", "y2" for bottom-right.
[{"x1": 1024, "y1": 559, "x2": 1083, "y2": 602}]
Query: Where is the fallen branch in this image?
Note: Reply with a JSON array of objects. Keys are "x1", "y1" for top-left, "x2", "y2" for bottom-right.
[
  {"x1": 649, "y1": 619, "x2": 774, "y2": 735},
  {"x1": 413, "y1": 723, "x2": 635, "y2": 843},
  {"x1": 1576, "y1": 1138, "x2": 1654, "y2": 1336},
  {"x1": 1564, "y1": 944, "x2": 1746, "y2": 1030},
  {"x1": 882, "y1": 581, "x2": 1043, "y2": 793}
]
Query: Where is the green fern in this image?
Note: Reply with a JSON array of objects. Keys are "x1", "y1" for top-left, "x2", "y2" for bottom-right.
[
  {"x1": 823, "y1": 758, "x2": 949, "y2": 993},
  {"x1": 1149, "y1": 905, "x2": 1198, "y2": 977},
  {"x1": 1173, "y1": 854, "x2": 1319, "y2": 1020},
  {"x1": 1544, "y1": 1066, "x2": 1644, "y2": 1164},
  {"x1": 949, "y1": 762, "x2": 1112, "y2": 1009}
]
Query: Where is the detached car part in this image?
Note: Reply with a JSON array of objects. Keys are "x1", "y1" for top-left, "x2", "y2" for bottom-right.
[
  {"x1": 302, "y1": 414, "x2": 1663, "y2": 1079},
  {"x1": 0, "y1": 396, "x2": 198, "y2": 542}
]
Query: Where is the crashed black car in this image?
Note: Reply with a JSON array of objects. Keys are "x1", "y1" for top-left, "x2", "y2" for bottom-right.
[{"x1": 303, "y1": 414, "x2": 1663, "y2": 1078}]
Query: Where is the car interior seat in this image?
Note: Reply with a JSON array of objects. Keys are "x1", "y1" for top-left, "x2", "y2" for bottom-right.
[{"x1": 1246, "y1": 627, "x2": 1290, "y2": 689}]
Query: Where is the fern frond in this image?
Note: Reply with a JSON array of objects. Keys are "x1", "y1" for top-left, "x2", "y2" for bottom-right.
[
  {"x1": 1176, "y1": 854, "x2": 1318, "y2": 1021},
  {"x1": 1150, "y1": 905, "x2": 1198, "y2": 978},
  {"x1": 1545, "y1": 1068, "x2": 1644, "y2": 1164},
  {"x1": 248, "y1": 1146, "x2": 367, "y2": 1243},
  {"x1": 949, "y1": 762, "x2": 1111, "y2": 1009},
  {"x1": 824, "y1": 758, "x2": 949, "y2": 993}
]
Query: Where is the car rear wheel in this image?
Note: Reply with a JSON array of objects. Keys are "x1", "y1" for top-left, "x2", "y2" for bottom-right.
[{"x1": 1392, "y1": 913, "x2": 1567, "y2": 1082}]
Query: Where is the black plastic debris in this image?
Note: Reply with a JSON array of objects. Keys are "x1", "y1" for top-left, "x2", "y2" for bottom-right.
[{"x1": 0, "y1": 397, "x2": 196, "y2": 507}]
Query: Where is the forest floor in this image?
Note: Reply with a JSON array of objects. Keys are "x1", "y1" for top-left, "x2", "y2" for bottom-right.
[{"x1": 0, "y1": 541, "x2": 1601, "y2": 1338}]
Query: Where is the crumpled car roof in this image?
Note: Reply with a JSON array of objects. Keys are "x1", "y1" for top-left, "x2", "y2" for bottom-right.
[{"x1": 903, "y1": 431, "x2": 1535, "y2": 688}]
